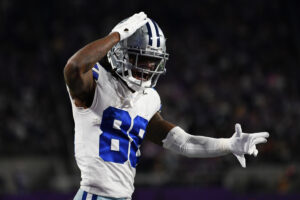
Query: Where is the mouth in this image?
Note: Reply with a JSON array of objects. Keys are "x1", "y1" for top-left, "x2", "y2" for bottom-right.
[{"x1": 132, "y1": 70, "x2": 151, "y2": 81}]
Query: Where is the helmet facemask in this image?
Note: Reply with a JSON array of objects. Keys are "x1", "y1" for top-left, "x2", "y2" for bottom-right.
[{"x1": 108, "y1": 18, "x2": 169, "y2": 91}]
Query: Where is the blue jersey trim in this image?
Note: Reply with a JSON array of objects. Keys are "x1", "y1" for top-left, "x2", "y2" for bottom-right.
[
  {"x1": 91, "y1": 194, "x2": 97, "y2": 200},
  {"x1": 93, "y1": 63, "x2": 99, "y2": 80},
  {"x1": 93, "y1": 70, "x2": 99, "y2": 80},
  {"x1": 93, "y1": 63, "x2": 99, "y2": 70},
  {"x1": 82, "y1": 191, "x2": 87, "y2": 200}
]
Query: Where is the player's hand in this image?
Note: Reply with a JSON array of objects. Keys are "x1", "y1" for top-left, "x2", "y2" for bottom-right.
[
  {"x1": 229, "y1": 123, "x2": 269, "y2": 168},
  {"x1": 111, "y1": 11, "x2": 148, "y2": 41}
]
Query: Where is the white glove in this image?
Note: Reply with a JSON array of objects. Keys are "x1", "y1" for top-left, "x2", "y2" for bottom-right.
[
  {"x1": 229, "y1": 123, "x2": 269, "y2": 168},
  {"x1": 111, "y1": 11, "x2": 148, "y2": 41}
]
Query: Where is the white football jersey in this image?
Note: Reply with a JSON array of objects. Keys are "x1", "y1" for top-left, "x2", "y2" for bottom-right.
[{"x1": 67, "y1": 63, "x2": 161, "y2": 198}]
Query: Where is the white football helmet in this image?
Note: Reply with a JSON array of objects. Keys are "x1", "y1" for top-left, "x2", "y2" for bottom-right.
[{"x1": 107, "y1": 18, "x2": 169, "y2": 91}]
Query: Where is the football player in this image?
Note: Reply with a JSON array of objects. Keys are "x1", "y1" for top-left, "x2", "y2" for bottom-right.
[{"x1": 64, "y1": 12, "x2": 269, "y2": 200}]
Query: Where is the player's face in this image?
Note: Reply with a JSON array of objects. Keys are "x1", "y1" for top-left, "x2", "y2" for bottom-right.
[{"x1": 129, "y1": 54, "x2": 161, "y2": 81}]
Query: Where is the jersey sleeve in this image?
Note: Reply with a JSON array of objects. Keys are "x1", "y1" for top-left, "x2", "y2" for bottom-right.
[
  {"x1": 154, "y1": 89, "x2": 162, "y2": 113},
  {"x1": 91, "y1": 62, "x2": 109, "y2": 86},
  {"x1": 66, "y1": 62, "x2": 107, "y2": 114},
  {"x1": 147, "y1": 88, "x2": 162, "y2": 117}
]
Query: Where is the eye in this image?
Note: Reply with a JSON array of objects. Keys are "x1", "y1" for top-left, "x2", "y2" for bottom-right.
[{"x1": 128, "y1": 54, "x2": 137, "y2": 64}]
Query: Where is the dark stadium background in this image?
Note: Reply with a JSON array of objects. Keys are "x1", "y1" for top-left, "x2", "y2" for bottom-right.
[{"x1": 1, "y1": 0, "x2": 300, "y2": 199}]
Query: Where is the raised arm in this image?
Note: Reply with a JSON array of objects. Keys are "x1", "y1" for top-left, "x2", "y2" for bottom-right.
[
  {"x1": 64, "y1": 12, "x2": 148, "y2": 107},
  {"x1": 64, "y1": 33, "x2": 120, "y2": 104}
]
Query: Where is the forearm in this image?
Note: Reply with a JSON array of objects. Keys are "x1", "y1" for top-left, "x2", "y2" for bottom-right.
[
  {"x1": 67, "y1": 32, "x2": 120, "y2": 73},
  {"x1": 163, "y1": 126, "x2": 231, "y2": 158}
]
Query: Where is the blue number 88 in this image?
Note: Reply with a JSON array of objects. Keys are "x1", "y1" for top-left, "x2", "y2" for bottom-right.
[{"x1": 99, "y1": 107, "x2": 148, "y2": 168}]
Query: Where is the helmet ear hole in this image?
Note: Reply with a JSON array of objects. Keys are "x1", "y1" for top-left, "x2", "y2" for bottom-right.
[{"x1": 107, "y1": 17, "x2": 169, "y2": 90}]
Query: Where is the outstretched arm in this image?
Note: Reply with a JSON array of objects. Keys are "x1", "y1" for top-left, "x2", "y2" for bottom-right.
[
  {"x1": 145, "y1": 112, "x2": 176, "y2": 146},
  {"x1": 146, "y1": 113, "x2": 269, "y2": 168}
]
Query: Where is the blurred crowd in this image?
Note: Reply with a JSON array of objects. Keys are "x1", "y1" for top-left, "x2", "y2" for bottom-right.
[{"x1": 1, "y1": 0, "x2": 300, "y2": 196}]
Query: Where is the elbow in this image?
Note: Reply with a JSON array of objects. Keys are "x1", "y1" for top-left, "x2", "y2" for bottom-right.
[
  {"x1": 63, "y1": 58, "x2": 80, "y2": 84},
  {"x1": 64, "y1": 58, "x2": 79, "y2": 72},
  {"x1": 64, "y1": 57, "x2": 81, "y2": 74}
]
